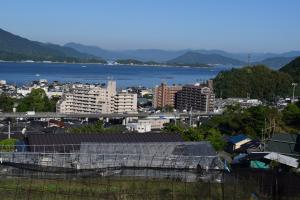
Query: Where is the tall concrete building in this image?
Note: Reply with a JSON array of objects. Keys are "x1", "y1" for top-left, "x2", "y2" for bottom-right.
[
  {"x1": 153, "y1": 83, "x2": 182, "y2": 109},
  {"x1": 176, "y1": 80, "x2": 215, "y2": 112},
  {"x1": 113, "y1": 92, "x2": 137, "y2": 113},
  {"x1": 56, "y1": 81, "x2": 137, "y2": 114}
]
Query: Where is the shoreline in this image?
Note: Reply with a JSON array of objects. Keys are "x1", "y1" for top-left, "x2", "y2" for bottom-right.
[{"x1": 0, "y1": 60, "x2": 218, "y2": 69}]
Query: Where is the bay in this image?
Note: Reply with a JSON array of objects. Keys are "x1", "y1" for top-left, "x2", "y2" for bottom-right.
[{"x1": 0, "y1": 62, "x2": 229, "y2": 88}]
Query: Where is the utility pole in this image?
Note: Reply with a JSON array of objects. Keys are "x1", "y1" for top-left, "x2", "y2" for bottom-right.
[
  {"x1": 247, "y1": 54, "x2": 251, "y2": 67},
  {"x1": 8, "y1": 121, "x2": 11, "y2": 139},
  {"x1": 292, "y1": 83, "x2": 298, "y2": 103},
  {"x1": 189, "y1": 107, "x2": 193, "y2": 127},
  {"x1": 261, "y1": 128, "x2": 265, "y2": 151}
]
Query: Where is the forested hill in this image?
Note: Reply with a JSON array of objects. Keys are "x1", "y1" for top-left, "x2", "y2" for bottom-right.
[
  {"x1": 0, "y1": 28, "x2": 105, "y2": 63},
  {"x1": 213, "y1": 65, "x2": 293, "y2": 101},
  {"x1": 280, "y1": 56, "x2": 300, "y2": 83},
  {"x1": 167, "y1": 52, "x2": 245, "y2": 66}
]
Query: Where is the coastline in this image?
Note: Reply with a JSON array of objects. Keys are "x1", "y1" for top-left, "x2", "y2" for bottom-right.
[{"x1": 0, "y1": 60, "x2": 217, "y2": 68}]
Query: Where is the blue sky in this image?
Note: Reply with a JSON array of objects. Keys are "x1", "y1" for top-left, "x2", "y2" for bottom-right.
[{"x1": 0, "y1": 0, "x2": 299, "y2": 52}]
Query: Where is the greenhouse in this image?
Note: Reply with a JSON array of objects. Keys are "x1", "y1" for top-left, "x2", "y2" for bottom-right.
[{"x1": 0, "y1": 141, "x2": 224, "y2": 181}]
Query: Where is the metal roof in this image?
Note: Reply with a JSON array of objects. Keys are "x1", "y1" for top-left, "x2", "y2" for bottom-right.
[
  {"x1": 228, "y1": 134, "x2": 249, "y2": 144},
  {"x1": 77, "y1": 142, "x2": 222, "y2": 170},
  {"x1": 266, "y1": 133, "x2": 300, "y2": 157},
  {"x1": 0, "y1": 141, "x2": 224, "y2": 173},
  {"x1": 26, "y1": 132, "x2": 184, "y2": 152},
  {"x1": 264, "y1": 152, "x2": 299, "y2": 168}
]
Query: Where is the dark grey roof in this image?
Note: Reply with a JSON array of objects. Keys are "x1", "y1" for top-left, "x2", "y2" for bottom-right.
[
  {"x1": 77, "y1": 142, "x2": 221, "y2": 170},
  {"x1": 266, "y1": 133, "x2": 300, "y2": 157},
  {"x1": 172, "y1": 143, "x2": 216, "y2": 156},
  {"x1": 26, "y1": 132, "x2": 184, "y2": 152}
]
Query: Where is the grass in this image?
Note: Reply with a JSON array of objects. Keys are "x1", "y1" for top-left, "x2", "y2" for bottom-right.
[
  {"x1": 0, "y1": 176, "x2": 223, "y2": 200},
  {"x1": 0, "y1": 175, "x2": 298, "y2": 200}
]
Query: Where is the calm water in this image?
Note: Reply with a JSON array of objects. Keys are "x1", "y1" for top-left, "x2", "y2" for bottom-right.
[{"x1": 0, "y1": 62, "x2": 229, "y2": 88}]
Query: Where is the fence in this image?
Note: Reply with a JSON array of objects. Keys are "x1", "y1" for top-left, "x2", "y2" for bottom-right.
[{"x1": 0, "y1": 167, "x2": 299, "y2": 200}]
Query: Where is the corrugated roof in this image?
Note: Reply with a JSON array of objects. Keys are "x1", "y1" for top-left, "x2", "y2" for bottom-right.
[
  {"x1": 26, "y1": 132, "x2": 184, "y2": 152},
  {"x1": 264, "y1": 152, "x2": 299, "y2": 168},
  {"x1": 80, "y1": 142, "x2": 217, "y2": 157}
]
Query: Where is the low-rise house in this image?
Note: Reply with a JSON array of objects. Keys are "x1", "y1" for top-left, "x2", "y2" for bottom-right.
[
  {"x1": 235, "y1": 140, "x2": 262, "y2": 153},
  {"x1": 126, "y1": 122, "x2": 151, "y2": 133},
  {"x1": 138, "y1": 119, "x2": 170, "y2": 130},
  {"x1": 225, "y1": 134, "x2": 252, "y2": 153}
]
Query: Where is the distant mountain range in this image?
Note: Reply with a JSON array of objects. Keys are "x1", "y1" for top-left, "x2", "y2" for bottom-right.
[
  {"x1": 253, "y1": 57, "x2": 296, "y2": 69},
  {"x1": 64, "y1": 43, "x2": 185, "y2": 62},
  {"x1": 1, "y1": 27, "x2": 300, "y2": 68},
  {"x1": 0, "y1": 28, "x2": 105, "y2": 63},
  {"x1": 65, "y1": 42, "x2": 300, "y2": 68}
]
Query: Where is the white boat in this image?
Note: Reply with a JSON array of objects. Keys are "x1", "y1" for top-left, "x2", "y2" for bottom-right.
[
  {"x1": 81, "y1": 65, "x2": 87, "y2": 68},
  {"x1": 35, "y1": 74, "x2": 40, "y2": 77}
]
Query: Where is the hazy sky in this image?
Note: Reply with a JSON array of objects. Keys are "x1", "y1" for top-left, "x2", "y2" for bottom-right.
[{"x1": 0, "y1": 0, "x2": 299, "y2": 52}]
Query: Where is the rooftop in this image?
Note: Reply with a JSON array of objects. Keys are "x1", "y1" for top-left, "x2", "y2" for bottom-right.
[{"x1": 228, "y1": 134, "x2": 249, "y2": 144}]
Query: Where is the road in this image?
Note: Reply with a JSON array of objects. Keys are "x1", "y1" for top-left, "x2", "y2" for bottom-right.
[{"x1": 0, "y1": 112, "x2": 220, "y2": 119}]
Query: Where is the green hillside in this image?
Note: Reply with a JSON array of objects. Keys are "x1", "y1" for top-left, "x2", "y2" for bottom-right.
[
  {"x1": 167, "y1": 51, "x2": 245, "y2": 66},
  {"x1": 0, "y1": 28, "x2": 105, "y2": 63},
  {"x1": 213, "y1": 65, "x2": 293, "y2": 101},
  {"x1": 280, "y1": 56, "x2": 300, "y2": 83}
]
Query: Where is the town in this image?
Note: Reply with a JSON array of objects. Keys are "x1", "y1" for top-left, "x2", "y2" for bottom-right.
[
  {"x1": 0, "y1": 77, "x2": 299, "y2": 158},
  {"x1": 1, "y1": 0, "x2": 300, "y2": 199},
  {"x1": 0, "y1": 76, "x2": 299, "y2": 198}
]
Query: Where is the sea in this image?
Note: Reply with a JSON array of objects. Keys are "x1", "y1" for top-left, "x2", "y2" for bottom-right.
[{"x1": 0, "y1": 62, "x2": 231, "y2": 88}]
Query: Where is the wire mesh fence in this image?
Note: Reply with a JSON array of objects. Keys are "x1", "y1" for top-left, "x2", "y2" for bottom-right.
[{"x1": 0, "y1": 167, "x2": 299, "y2": 200}]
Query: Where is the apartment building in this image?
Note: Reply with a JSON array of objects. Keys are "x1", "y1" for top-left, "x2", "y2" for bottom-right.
[
  {"x1": 56, "y1": 80, "x2": 137, "y2": 114},
  {"x1": 113, "y1": 92, "x2": 137, "y2": 113},
  {"x1": 153, "y1": 83, "x2": 182, "y2": 109},
  {"x1": 176, "y1": 80, "x2": 215, "y2": 112}
]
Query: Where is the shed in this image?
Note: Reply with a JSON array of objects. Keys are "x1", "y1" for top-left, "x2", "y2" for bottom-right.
[{"x1": 226, "y1": 134, "x2": 252, "y2": 153}]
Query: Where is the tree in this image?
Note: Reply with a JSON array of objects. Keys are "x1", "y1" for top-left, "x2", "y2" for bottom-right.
[
  {"x1": 282, "y1": 103, "x2": 300, "y2": 129},
  {"x1": 17, "y1": 88, "x2": 52, "y2": 112},
  {"x1": 214, "y1": 65, "x2": 293, "y2": 101},
  {"x1": 206, "y1": 129, "x2": 226, "y2": 151},
  {"x1": 49, "y1": 96, "x2": 60, "y2": 112},
  {"x1": 0, "y1": 94, "x2": 15, "y2": 112},
  {"x1": 205, "y1": 105, "x2": 284, "y2": 139},
  {"x1": 67, "y1": 121, "x2": 127, "y2": 134}
]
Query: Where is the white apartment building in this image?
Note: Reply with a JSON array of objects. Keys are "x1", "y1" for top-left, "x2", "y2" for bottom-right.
[
  {"x1": 56, "y1": 81, "x2": 137, "y2": 114},
  {"x1": 113, "y1": 92, "x2": 137, "y2": 113}
]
